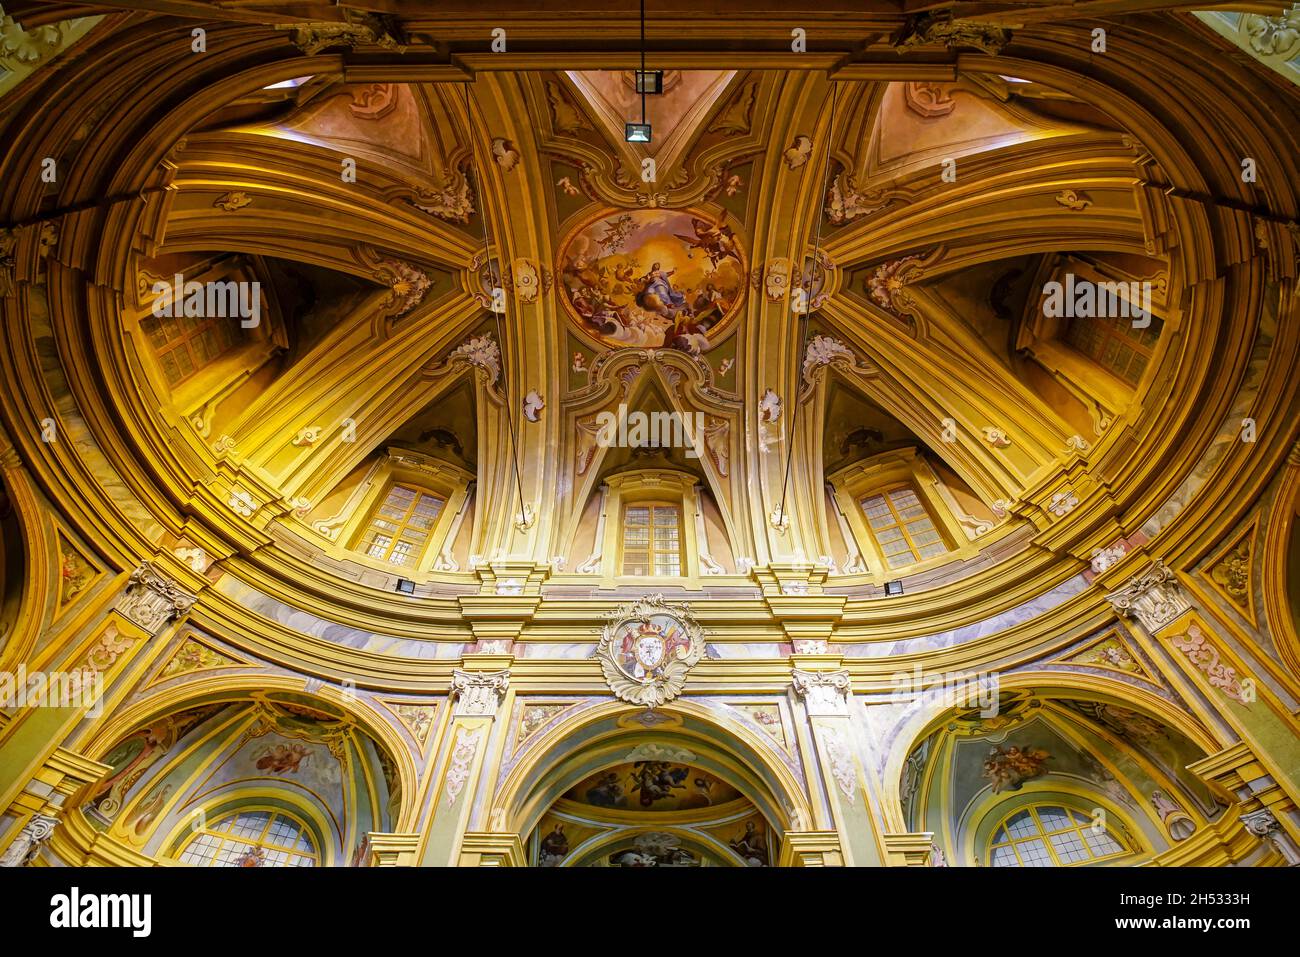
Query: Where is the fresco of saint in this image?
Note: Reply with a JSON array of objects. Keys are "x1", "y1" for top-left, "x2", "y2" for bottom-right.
[{"x1": 559, "y1": 209, "x2": 745, "y2": 353}]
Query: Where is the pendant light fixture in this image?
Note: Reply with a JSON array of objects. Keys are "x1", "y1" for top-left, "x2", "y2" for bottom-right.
[{"x1": 625, "y1": 0, "x2": 661, "y2": 142}]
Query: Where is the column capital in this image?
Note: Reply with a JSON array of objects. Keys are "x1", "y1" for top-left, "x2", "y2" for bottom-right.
[
  {"x1": 1239, "y1": 808, "x2": 1300, "y2": 865},
  {"x1": 450, "y1": 668, "x2": 510, "y2": 716},
  {"x1": 115, "y1": 562, "x2": 197, "y2": 635},
  {"x1": 0, "y1": 813, "x2": 58, "y2": 867},
  {"x1": 791, "y1": 668, "x2": 853, "y2": 716},
  {"x1": 1105, "y1": 559, "x2": 1191, "y2": 631}
]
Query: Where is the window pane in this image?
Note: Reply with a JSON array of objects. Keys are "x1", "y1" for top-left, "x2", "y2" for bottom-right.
[
  {"x1": 177, "y1": 811, "x2": 316, "y2": 868},
  {"x1": 359, "y1": 484, "x2": 444, "y2": 565},
  {"x1": 623, "y1": 503, "x2": 680, "y2": 576}
]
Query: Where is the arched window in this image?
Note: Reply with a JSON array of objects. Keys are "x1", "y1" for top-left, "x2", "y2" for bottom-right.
[
  {"x1": 988, "y1": 804, "x2": 1128, "y2": 867},
  {"x1": 176, "y1": 809, "x2": 317, "y2": 867},
  {"x1": 859, "y1": 484, "x2": 948, "y2": 570},
  {"x1": 621, "y1": 502, "x2": 682, "y2": 576},
  {"x1": 357, "y1": 483, "x2": 446, "y2": 567}
]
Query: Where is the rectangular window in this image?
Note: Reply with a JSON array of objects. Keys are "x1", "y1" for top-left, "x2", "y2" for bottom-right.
[
  {"x1": 358, "y1": 484, "x2": 445, "y2": 567},
  {"x1": 621, "y1": 503, "x2": 681, "y2": 577},
  {"x1": 859, "y1": 486, "x2": 948, "y2": 570},
  {"x1": 140, "y1": 309, "x2": 245, "y2": 386},
  {"x1": 1064, "y1": 313, "x2": 1162, "y2": 387}
]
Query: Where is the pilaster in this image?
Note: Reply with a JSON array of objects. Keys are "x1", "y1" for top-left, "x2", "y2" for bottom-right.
[
  {"x1": 0, "y1": 745, "x2": 109, "y2": 867},
  {"x1": 1106, "y1": 560, "x2": 1300, "y2": 806},
  {"x1": 418, "y1": 659, "x2": 511, "y2": 866},
  {"x1": 1189, "y1": 742, "x2": 1300, "y2": 865},
  {"x1": 789, "y1": 664, "x2": 882, "y2": 866}
]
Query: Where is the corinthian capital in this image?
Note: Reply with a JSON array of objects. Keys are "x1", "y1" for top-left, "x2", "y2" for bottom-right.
[
  {"x1": 115, "y1": 562, "x2": 197, "y2": 635},
  {"x1": 1104, "y1": 560, "x2": 1191, "y2": 631},
  {"x1": 792, "y1": 669, "x2": 853, "y2": 716},
  {"x1": 450, "y1": 669, "x2": 510, "y2": 716}
]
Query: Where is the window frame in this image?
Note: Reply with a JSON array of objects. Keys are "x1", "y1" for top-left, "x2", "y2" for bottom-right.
[
  {"x1": 334, "y1": 449, "x2": 474, "y2": 579},
  {"x1": 1014, "y1": 255, "x2": 1169, "y2": 436},
  {"x1": 987, "y1": 802, "x2": 1131, "y2": 868},
  {"x1": 172, "y1": 806, "x2": 320, "y2": 868},
  {"x1": 619, "y1": 500, "x2": 685, "y2": 577},
  {"x1": 828, "y1": 447, "x2": 972, "y2": 580},
  {"x1": 355, "y1": 483, "x2": 448, "y2": 568},
  {"x1": 598, "y1": 468, "x2": 705, "y2": 588},
  {"x1": 857, "y1": 482, "x2": 951, "y2": 571},
  {"x1": 129, "y1": 255, "x2": 286, "y2": 427}
]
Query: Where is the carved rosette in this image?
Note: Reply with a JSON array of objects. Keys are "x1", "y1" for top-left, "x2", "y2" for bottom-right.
[
  {"x1": 115, "y1": 562, "x2": 197, "y2": 636},
  {"x1": 450, "y1": 669, "x2": 510, "y2": 716},
  {"x1": 596, "y1": 595, "x2": 705, "y2": 709},
  {"x1": 1105, "y1": 560, "x2": 1192, "y2": 631},
  {"x1": 792, "y1": 669, "x2": 853, "y2": 716}
]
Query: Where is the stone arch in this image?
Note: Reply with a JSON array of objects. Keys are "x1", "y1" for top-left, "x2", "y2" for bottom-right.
[
  {"x1": 880, "y1": 669, "x2": 1223, "y2": 849},
  {"x1": 493, "y1": 699, "x2": 813, "y2": 862},
  {"x1": 79, "y1": 675, "x2": 420, "y2": 835}
]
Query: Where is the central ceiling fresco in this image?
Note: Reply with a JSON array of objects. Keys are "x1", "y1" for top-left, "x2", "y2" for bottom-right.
[{"x1": 558, "y1": 208, "x2": 746, "y2": 351}]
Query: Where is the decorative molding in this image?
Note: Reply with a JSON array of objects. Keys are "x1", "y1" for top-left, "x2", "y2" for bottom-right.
[
  {"x1": 361, "y1": 248, "x2": 431, "y2": 320},
  {"x1": 903, "y1": 81, "x2": 955, "y2": 118},
  {"x1": 820, "y1": 727, "x2": 857, "y2": 802},
  {"x1": 115, "y1": 563, "x2": 197, "y2": 635},
  {"x1": 278, "y1": 16, "x2": 404, "y2": 56},
  {"x1": 865, "y1": 254, "x2": 925, "y2": 322},
  {"x1": 792, "y1": 669, "x2": 852, "y2": 716},
  {"x1": 450, "y1": 669, "x2": 510, "y2": 716},
  {"x1": 1106, "y1": 560, "x2": 1192, "y2": 631},
  {"x1": 896, "y1": 13, "x2": 1012, "y2": 55},
  {"x1": 398, "y1": 165, "x2": 474, "y2": 224},
  {"x1": 1055, "y1": 189, "x2": 1093, "y2": 211},
  {"x1": 0, "y1": 11, "x2": 63, "y2": 69},
  {"x1": 212, "y1": 191, "x2": 252, "y2": 211},
  {"x1": 348, "y1": 82, "x2": 398, "y2": 120},
  {"x1": 1169, "y1": 624, "x2": 1247, "y2": 703},
  {"x1": 1239, "y1": 808, "x2": 1300, "y2": 865},
  {"x1": 0, "y1": 814, "x2": 58, "y2": 867},
  {"x1": 595, "y1": 595, "x2": 705, "y2": 708},
  {"x1": 444, "y1": 726, "x2": 482, "y2": 806}
]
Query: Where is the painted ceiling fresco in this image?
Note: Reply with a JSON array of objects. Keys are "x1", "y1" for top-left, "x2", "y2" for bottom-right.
[
  {"x1": 559, "y1": 209, "x2": 746, "y2": 352},
  {"x1": 565, "y1": 762, "x2": 742, "y2": 812}
]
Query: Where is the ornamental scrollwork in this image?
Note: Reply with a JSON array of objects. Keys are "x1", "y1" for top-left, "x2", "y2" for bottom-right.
[{"x1": 595, "y1": 595, "x2": 705, "y2": 709}]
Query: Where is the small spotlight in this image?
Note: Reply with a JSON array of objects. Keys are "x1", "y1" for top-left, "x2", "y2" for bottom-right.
[
  {"x1": 885, "y1": 580, "x2": 904, "y2": 596},
  {"x1": 395, "y1": 578, "x2": 415, "y2": 594},
  {"x1": 635, "y1": 70, "x2": 663, "y2": 95},
  {"x1": 625, "y1": 122, "x2": 652, "y2": 143}
]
